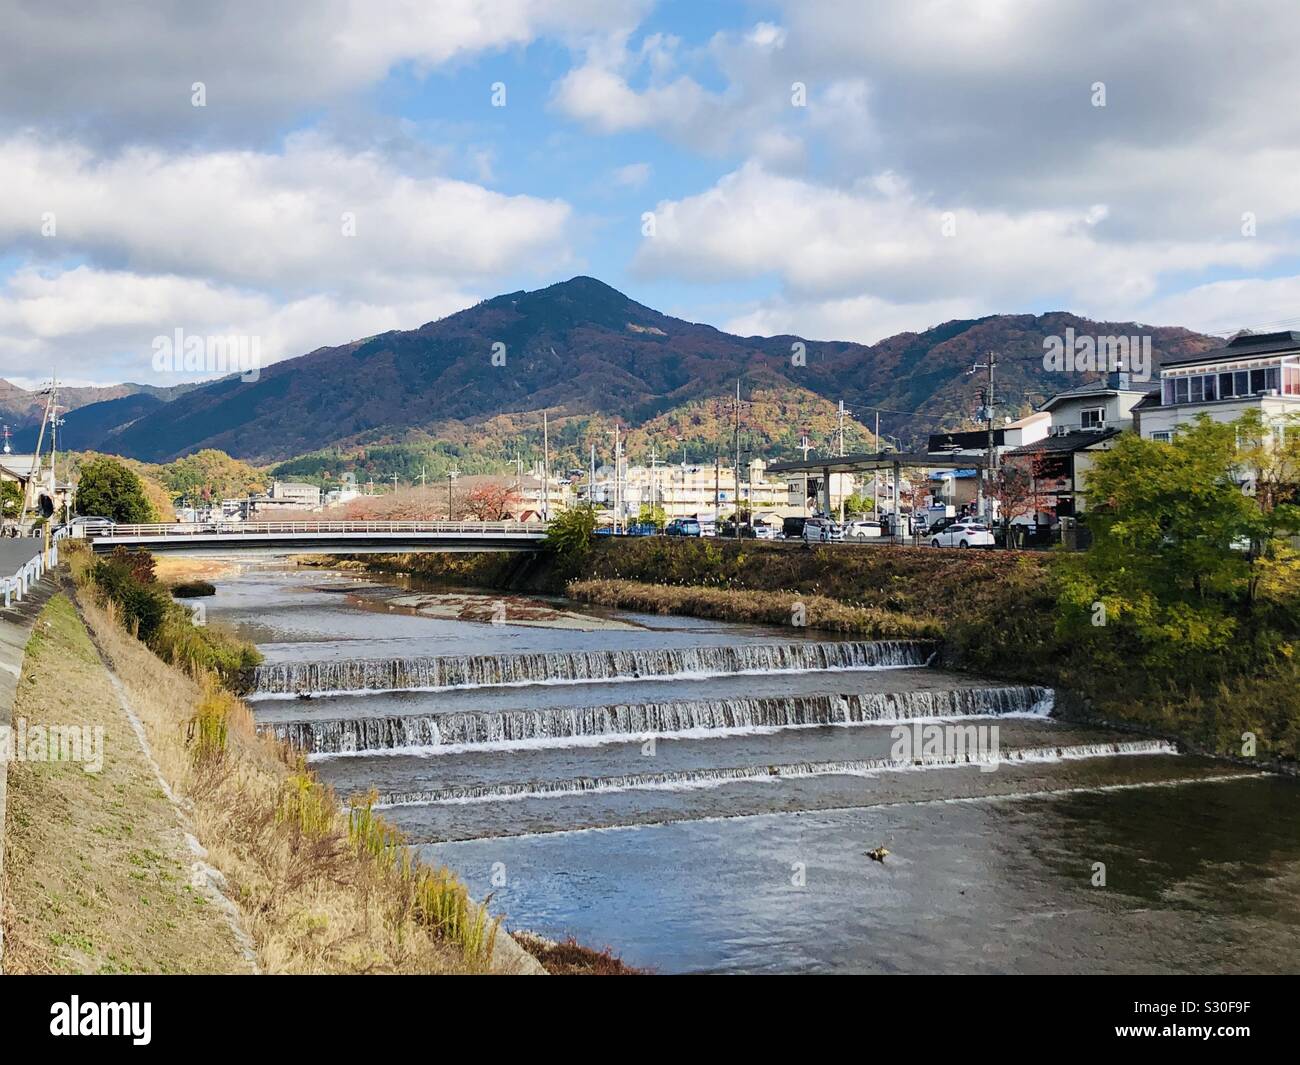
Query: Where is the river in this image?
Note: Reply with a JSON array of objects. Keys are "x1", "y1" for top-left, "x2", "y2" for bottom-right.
[{"x1": 204, "y1": 561, "x2": 1300, "y2": 974}]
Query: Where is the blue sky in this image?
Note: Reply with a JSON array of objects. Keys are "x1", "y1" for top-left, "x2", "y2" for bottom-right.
[{"x1": 3, "y1": 0, "x2": 1300, "y2": 386}]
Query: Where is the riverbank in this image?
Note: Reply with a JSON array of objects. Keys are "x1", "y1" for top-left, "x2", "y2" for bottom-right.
[
  {"x1": 51, "y1": 545, "x2": 545, "y2": 974},
  {"x1": 339, "y1": 540, "x2": 1299, "y2": 765},
  {"x1": 2, "y1": 595, "x2": 255, "y2": 974}
]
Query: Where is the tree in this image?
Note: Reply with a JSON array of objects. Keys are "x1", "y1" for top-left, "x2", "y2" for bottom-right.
[
  {"x1": 1055, "y1": 414, "x2": 1285, "y2": 669},
  {"x1": 544, "y1": 504, "x2": 597, "y2": 559},
  {"x1": 989, "y1": 463, "x2": 1034, "y2": 544},
  {"x1": 463, "y1": 483, "x2": 521, "y2": 520},
  {"x1": 637, "y1": 502, "x2": 667, "y2": 528},
  {"x1": 76, "y1": 457, "x2": 155, "y2": 523},
  {"x1": 0, "y1": 480, "x2": 22, "y2": 532},
  {"x1": 843, "y1": 491, "x2": 875, "y2": 517}
]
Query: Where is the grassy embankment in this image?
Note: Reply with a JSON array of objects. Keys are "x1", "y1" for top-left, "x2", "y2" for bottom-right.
[
  {"x1": 343, "y1": 539, "x2": 1300, "y2": 765},
  {"x1": 2, "y1": 595, "x2": 252, "y2": 974},
  {"x1": 35, "y1": 542, "x2": 531, "y2": 974}
]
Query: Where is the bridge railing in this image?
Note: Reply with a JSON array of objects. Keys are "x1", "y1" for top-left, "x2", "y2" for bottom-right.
[{"x1": 104, "y1": 520, "x2": 549, "y2": 537}]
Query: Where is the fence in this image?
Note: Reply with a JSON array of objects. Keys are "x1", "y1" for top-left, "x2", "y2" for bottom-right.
[{"x1": 0, "y1": 527, "x2": 66, "y2": 609}]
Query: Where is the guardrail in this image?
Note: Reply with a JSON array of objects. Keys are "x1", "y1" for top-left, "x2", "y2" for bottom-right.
[
  {"x1": 1, "y1": 527, "x2": 67, "y2": 609},
  {"x1": 102, "y1": 520, "x2": 548, "y2": 537}
]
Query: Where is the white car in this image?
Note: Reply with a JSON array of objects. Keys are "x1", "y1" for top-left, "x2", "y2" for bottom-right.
[
  {"x1": 844, "y1": 520, "x2": 882, "y2": 541},
  {"x1": 929, "y1": 521, "x2": 995, "y2": 548}
]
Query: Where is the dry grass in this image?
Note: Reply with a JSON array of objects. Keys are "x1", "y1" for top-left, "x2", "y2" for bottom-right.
[
  {"x1": 69, "y1": 587, "x2": 524, "y2": 974},
  {"x1": 514, "y1": 931, "x2": 645, "y2": 975},
  {"x1": 2, "y1": 595, "x2": 249, "y2": 974},
  {"x1": 568, "y1": 578, "x2": 943, "y2": 639}
]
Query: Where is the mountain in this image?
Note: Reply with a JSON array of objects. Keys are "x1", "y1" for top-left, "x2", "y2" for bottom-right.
[
  {"x1": 0, "y1": 379, "x2": 197, "y2": 437},
  {"x1": 10, "y1": 392, "x2": 166, "y2": 452},
  {"x1": 99, "y1": 276, "x2": 1218, "y2": 464}
]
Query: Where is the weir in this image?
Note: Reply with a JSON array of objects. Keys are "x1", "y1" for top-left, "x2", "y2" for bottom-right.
[
  {"x1": 372, "y1": 739, "x2": 1179, "y2": 806},
  {"x1": 249, "y1": 640, "x2": 935, "y2": 695},
  {"x1": 265, "y1": 684, "x2": 1053, "y2": 754}
]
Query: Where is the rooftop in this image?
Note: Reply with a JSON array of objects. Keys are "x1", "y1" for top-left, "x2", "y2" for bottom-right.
[
  {"x1": 1008, "y1": 427, "x2": 1122, "y2": 456},
  {"x1": 1161, "y1": 330, "x2": 1300, "y2": 369}
]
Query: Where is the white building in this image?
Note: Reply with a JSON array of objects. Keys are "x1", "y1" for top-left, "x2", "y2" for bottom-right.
[
  {"x1": 1136, "y1": 330, "x2": 1300, "y2": 441},
  {"x1": 583, "y1": 459, "x2": 794, "y2": 521}
]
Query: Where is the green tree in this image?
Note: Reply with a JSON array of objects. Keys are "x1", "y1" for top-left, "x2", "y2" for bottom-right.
[
  {"x1": 544, "y1": 504, "x2": 597, "y2": 559},
  {"x1": 843, "y1": 491, "x2": 875, "y2": 517},
  {"x1": 0, "y1": 480, "x2": 23, "y2": 531},
  {"x1": 1055, "y1": 414, "x2": 1294, "y2": 670},
  {"x1": 76, "y1": 457, "x2": 156, "y2": 523},
  {"x1": 637, "y1": 502, "x2": 667, "y2": 528}
]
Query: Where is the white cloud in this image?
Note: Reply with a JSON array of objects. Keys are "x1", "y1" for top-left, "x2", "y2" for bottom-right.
[
  {"x1": 0, "y1": 0, "x2": 653, "y2": 144},
  {"x1": 0, "y1": 132, "x2": 574, "y2": 297},
  {"x1": 0, "y1": 265, "x2": 476, "y2": 385},
  {"x1": 612, "y1": 162, "x2": 652, "y2": 189},
  {"x1": 634, "y1": 163, "x2": 1283, "y2": 311}
]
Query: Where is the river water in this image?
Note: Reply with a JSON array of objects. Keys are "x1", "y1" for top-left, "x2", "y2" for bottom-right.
[{"x1": 207, "y1": 562, "x2": 1300, "y2": 974}]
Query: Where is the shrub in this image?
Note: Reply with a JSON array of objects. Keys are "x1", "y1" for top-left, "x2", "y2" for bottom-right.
[{"x1": 171, "y1": 579, "x2": 216, "y2": 598}]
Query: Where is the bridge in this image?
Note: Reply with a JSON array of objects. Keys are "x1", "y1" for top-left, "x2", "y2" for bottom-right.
[{"x1": 88, "y1": 520, "x2": 550, "y2": 557}]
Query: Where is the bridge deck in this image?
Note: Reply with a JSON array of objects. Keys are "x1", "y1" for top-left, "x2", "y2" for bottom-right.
[{"x1": 89, "y1": 521, "x2": 548, "y2": 556}]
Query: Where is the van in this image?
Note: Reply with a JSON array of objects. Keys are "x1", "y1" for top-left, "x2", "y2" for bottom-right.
[{"x1": 782, "y1": 516, "x2": 808, "y2": 540}]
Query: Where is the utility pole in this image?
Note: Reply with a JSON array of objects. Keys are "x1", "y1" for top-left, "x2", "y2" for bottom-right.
[
  {"x1": 447, "y1": 467, "x2": 459, "y2": 520},
  {"x1": 714, "y1": 454, "x2": 720, "y2": 527},
  {"x1": 835, "y1": 399, "x2": 851, "y2": 524},
  {"x1": 873, "y1": 409, "x2": 880, "y2": 519},
  {"x1": 589, "y1": 443, "x2": 595, "y2": 511},
  {"x1": 731, "y1": 379, "x2": 744, "y2": 538},
  {"x1": 800, "y1": 429, "x2": 812, "y2": 516},
  {"x1": 542, "y1": 410, "x2": 550, "y2": 521},
  {"x1": 649, "y1": 441, "x2": 659, "y2": 520},
  {"x1": 608, "y1": 424, "x2": 622, "y2": 534},
  {"x1": 419, "y1": 464, "x2": 427, "y2": 489},
  {"x1": 970, "y1": 351, "x2": 999, "y2": 521},
  {"x1": 391, "y1": 472, "x2": 398, "y2": 493}
]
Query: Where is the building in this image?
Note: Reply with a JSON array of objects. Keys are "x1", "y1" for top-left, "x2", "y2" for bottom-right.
[
  {"x1": 583, "y1": 459, "x2": 794, "y2": 522},
  {"x1": 0, "y1": 452, "x2": 75, "y2": 525},
  {"x1": 1003, "y1": 375, "x2": 1136, "y2": 529},
  {"x1": 1136, "y1": 330, "x2": 1300, "y2": 441},
  {"x1": 1038, "y1": 376, "x2": 1151, "y2": 436},
  {"x1": 269, "y1": 481, "x2": 322, "y2": 509}
]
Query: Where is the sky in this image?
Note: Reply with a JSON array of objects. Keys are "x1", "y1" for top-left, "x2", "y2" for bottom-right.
[{"x1": 4, "y1": 0, "x2": 1300, "y2": 387}]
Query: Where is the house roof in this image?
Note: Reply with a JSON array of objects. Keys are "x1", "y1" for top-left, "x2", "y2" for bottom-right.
[
  {"x1": 1131, "y1": 387, "x2": 1163, "y2": 410},
  {"x1": 1007, "y1": 427, "x2": 1122, "y2": 456},
  {"x1": 1160, "y1": 330, "x2": 1300, "y2": 369},
  {"x1": 928, "y1": 428, "x2": 1005, "y2": 452},
  {"x1": 1040, "y1": 383, "x2": 1150, "y2": 411}
]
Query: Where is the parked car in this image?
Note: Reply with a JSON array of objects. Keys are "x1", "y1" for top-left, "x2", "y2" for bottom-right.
[
  {"x1": 782, "y1": 516, "x2": 808, "y2": 540},
  {"x1": 752, "y1": 521, "x2": 779, "y2": 540},
  {"x1": 66, "y1": 515, "x2": 115, "y2": 537},
  {"x1": 802, "y1": 517, "x2": 843, "y2": 543},
  {"x1": 929, "y1": 520, "x2": 995, "y2": 548},
  {"x1": 625, "y1": 522, "x2": 659, "y2": 536},
  {"x1": 718, "y1": 520, "x2": 757, "y2": 538},
  {"x1": 664, "y1": 518, "x2": 702, "y2": 537},
  {"x1": 844, "y1": 520, "x2": 882, "y2": 541}
]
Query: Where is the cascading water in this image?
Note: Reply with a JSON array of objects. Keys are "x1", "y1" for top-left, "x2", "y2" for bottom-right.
[
  {"x1": 371, "y1": 739, "x2": 1179, "y2": 806},
  {"x1": 266, "y1": 684, "x2": 1053, "y2": 755},
  {"x1": 249, "y1": 639, "x2": 935, "y2": 696}
]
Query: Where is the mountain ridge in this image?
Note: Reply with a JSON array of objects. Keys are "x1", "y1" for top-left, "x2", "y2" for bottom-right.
[{"x1": 94, "y1": 276, "x2": 1218, "y2": 464}]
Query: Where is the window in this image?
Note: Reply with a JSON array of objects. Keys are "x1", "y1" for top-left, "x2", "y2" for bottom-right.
[
  {"x1": 1203, "y1": 374, "x2": 1217, "y2": 401},
  {"x1": 1162, "y1": 379, "x2": 1175, "y2": 404},
  {"x1": 1081, "y1": 407, "x2": 1105, "y2": 428},
  {"x1": 1151, "y1": 431, "x2": 1173, "y2": 443},
  {"x1": 1219, "y1": 372, "x2": 1235, "y2": 398},
  {"x1": 1190, "y1": 376, "x2": 1204, "y2": 402},
  {"x1": 1235, "y1": 370, "x2": 1249, "y2": 395},
  {"x1": 1175, "y1": 378, "x2": 1189, "y2": 403}
]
